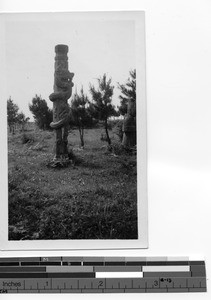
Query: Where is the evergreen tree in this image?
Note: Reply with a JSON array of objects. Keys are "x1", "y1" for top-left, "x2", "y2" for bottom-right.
[
  {"x1": 29, "y1": 95, "x2": 53, "y2": 130},
  {"x1": 89, "y1": 74, "x2": 117, "y2": 145},
  {"x1": 7, "y1": 97, "x2": 19, "y2": 133},
  {"x1": 118, "y1": 69, "x2": 136, "y2": 116},
  {"x1": 17, "y1": 112, "x2": 30, "y2": 132},
  {"x1": 71, "y1": 88, "x2": 92, "y2": 147}
]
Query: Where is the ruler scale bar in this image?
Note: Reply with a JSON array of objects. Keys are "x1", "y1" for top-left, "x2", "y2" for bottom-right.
[
  {"x1": 143, "y1": 266, "x2": 190, "y2": 272},
  {"x1": 94, "y1": 266, "x2": 143, "y2": 272},
  {"x1": 0, "y1": 258, "x2": 206, "y2": 265},
  {"x1": 21, "y1": 262, "x2": 40, "y2": 266},
  {"x1": 0, "y1": 273, "x2": 95, "y2": 278},
  {"x1": 0, "y1": 267, "x2": 47, "y2": 272},
  {"x1": 46, "y1": 266, "x2": 94, "y2": 272},
  {"x1": 63, "y1": 262, "x2": 82, "y2": 266},
  {"x1": 143, "y1": 272, "x2": 192, "y2": 277},
  {"x1": 0, "y1": 257, "x2": 204, "y2": 262},
  {"x1": 0, "y1": 257, "x2": 206, "y2": 293}
]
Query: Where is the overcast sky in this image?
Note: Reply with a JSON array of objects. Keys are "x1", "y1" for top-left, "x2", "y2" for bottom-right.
[{"x1": 4, "y1": 12, "x2": 138, "y2": 119}]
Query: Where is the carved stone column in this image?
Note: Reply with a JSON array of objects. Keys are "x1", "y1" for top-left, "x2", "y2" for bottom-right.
[
  {"x1": 122, "y1": 98, "x2": 136, "y2": 148},
  {"x1": 49, "y1": 44, "x2": 74, "y2": 165}
]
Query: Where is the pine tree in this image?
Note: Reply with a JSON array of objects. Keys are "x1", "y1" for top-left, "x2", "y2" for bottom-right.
[
  {"x1": 89, "y1": 74, "x2": 117, "y2": 145},
  {"x1": 29, "y1": 95, "x2": 53, "y2": 130},
  {"x1": 71, "y1": 88, "x2": 92, "y2": 147},
  {"x1": 118, "y1": 69, "x2": 136, "y2": 116},
  {"x1": 7, "y1": 97, "x2": 19, "y2": 133}
]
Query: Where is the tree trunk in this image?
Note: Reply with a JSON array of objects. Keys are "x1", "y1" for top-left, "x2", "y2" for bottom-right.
[
  {"x1": 105, "y1": 119, "x2": 111, "y2": 145},
  {"x1": 79, "y1": 126, "x2": 84, "y2": 148}
]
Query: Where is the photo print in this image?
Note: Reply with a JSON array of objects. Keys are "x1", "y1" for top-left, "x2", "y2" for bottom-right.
[{"x1": 0, "y1": 11, "x2": 147, "y2": 250}]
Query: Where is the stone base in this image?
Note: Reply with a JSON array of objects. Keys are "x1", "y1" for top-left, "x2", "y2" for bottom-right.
[{"x1": 47, "y1": 155, "x2": 72, "y2": 168}]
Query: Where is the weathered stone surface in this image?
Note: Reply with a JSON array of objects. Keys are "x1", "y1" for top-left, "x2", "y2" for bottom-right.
[
  {"x1": 49, "y1": 44, "x2": 74, "y2": 162},
  {"x1": 122, "y1": 98, "x2": 136, "y2": 148}
]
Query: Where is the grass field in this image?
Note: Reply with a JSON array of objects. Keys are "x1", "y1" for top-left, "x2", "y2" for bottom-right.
[{"x1": 8, "y1": 126, "x2": 137, "y2": 240}]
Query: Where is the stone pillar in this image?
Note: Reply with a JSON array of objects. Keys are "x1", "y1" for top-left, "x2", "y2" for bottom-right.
[
  {"x1": 49, "y1": 44, "x2": 74, "y2": 165},
  {"x1": 122, "y1": 98, "x2": 136, "y2": 148}
]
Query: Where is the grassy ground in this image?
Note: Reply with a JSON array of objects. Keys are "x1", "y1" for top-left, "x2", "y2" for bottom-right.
[{"x1": 8, "y1": 126, "x2": 137, "y2": 240}]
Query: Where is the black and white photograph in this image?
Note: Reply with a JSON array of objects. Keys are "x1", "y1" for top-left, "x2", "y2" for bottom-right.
[{"x1": 0, "y1": 11, "x2": 147, "y2": 250}]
